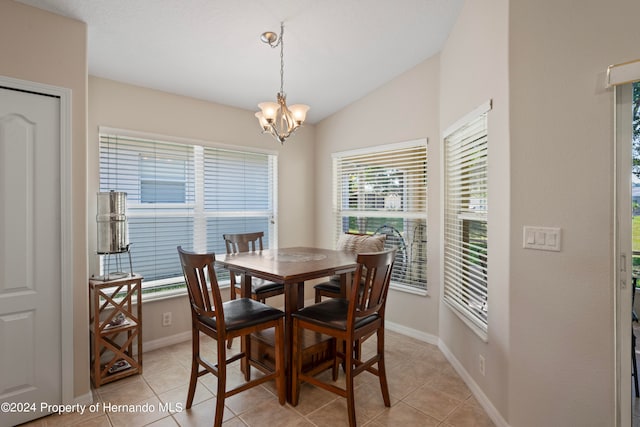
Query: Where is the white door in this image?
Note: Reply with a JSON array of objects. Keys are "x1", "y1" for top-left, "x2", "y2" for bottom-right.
[{"x1": 0, "y1": 87, "x2": 62, "y2": 426}]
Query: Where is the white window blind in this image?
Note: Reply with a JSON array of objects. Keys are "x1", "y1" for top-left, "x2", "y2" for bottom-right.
[
  {"x1": 443, "y1": 106, "x2": 489, "y2": 336},
  {"x1": 99, "y1": 130, "x2": 277, "y2": 292},
  {"x1": 333, "y1": 140, "x2": 427, "y2": 291}
]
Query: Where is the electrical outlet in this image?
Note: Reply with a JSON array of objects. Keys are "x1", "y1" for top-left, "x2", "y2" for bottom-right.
[
  {"x1": 162, "y1": 312, "x2": 172, "y2": 327},
  {"x1": 479, "y1": 355, "x2": 486, "y2": 376}
]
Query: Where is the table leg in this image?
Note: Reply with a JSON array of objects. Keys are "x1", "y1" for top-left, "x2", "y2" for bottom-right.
[
  {"x1": 241, "y1": 273, "x2": 252, "y2": 298},
  {"x1": 284, "y1": 281, "x2": 305, "y2": 402},
  {"x1": 339, "y1": 271, "x2": 352, "y2": 298},
  {"x1": 240, "y1": 274, "x2": 252, "y2": 380}
]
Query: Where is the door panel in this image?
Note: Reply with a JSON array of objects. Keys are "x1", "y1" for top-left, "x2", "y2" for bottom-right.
[
  {"x1": 0, "y1": 311, "x2": 35, "y2": 393},
  {"x1": 1, "y1": 113, "x2": 34, "y2": 293},
  {"x1": 0, "y1": 87, "x2": 61, "y2": 426}
]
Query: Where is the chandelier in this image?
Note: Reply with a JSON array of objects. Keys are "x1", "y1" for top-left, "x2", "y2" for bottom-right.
[{"x1": 255, "y1": 22, "x2": 309, "y2": 144}]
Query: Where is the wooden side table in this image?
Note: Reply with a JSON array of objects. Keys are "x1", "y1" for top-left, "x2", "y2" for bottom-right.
[{"x1": 89, "y1": 274, "x2": 143, "y2": 387}]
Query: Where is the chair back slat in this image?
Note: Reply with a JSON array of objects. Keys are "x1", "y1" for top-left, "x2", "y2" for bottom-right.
[
  {"x1": 178, "y1": 246, "x2": 224, "y2": 325},
  {"x1": 223, "y1": 232, "x2": 265, "y2": 255},
  {"x1": 348, "y1": 249, "x2": 396, "y2": 325}
]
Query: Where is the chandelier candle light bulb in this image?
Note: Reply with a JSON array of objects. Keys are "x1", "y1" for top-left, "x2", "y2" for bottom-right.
[{"x1": 256, "y1": 22, "x2": 309, "y2": 144}]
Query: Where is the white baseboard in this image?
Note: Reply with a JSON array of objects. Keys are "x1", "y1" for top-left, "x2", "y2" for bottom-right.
[
  {"x1": 72, "y1": 390, "x2": 94, "y2": 405},
  {"x1": 143, "y1": 331, "x2": 191, "y2": 353},
  {"x1": 438, "y1": 341, "x2": 510, "y2": 427},
  {"x1": 385, "y1": 320, "x2": 439, "y2": 345}
]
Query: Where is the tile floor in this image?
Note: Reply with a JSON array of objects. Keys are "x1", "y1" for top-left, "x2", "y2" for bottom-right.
[{"x1": 20, "y1": 330, "x2": 494, "y2": 426}]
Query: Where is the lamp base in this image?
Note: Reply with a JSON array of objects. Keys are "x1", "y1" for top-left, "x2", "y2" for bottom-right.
[{"x1": 97, "y1": 246, "x2": 133, "y2": 282}]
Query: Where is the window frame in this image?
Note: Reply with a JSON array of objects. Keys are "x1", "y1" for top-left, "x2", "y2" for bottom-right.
[
  {"x1": 98, "y1": 127, "x2": 278, "y2": 299},
  {"x1": 332, "y1": 139, "x2": 428, "y2": 294},
  {"x1": 441, "y1": 101, "x2": 491, "y2": 341}
]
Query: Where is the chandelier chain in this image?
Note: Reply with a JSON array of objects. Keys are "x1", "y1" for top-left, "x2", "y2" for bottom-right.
[{"x1": 279, "y1": 22, "x2": 284, "y2": 95}]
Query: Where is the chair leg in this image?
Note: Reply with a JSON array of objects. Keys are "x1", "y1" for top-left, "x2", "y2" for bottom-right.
[
  {"x1": 291, "y1": 318, "x2": 301, "y2": 406},
  {"x1": 226, "y1": 287, "x2": 236, "y2": 349},
  {"x1": 186, "y1": 327, "x2": 200, "y2": 409},
  {"x1": 274, "y1": 319, "x2": 286, "y2": 405},
  {"x1": 241, "y1": 334, "x2": 251, "y2": 381},
  {"x1": 344, "y1": 343, "x2": 357, "y2": 427},
  {"x1": 340, "y1": 339, "x2": 348, "y2": 373},
  {"x1": 331, "y1": 338, "x2": 339, "y2": 381},
  {"x1": 215, "y1": 339, "x2": 227, "y2": 427},
  {"x1": 314, "y1": 291, "x2": 321, "y2": 303},
  {"x1": 377, "y1": 327, "x2": 391, "y2": 406},
  {"x1": 354, "y1": 338, "x2": 362, "y2": 361}
]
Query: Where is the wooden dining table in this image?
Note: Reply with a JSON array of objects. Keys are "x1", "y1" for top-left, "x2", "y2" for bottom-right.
[{"x1": 215, "y1": 246, "x2": 357, "y2": 401}]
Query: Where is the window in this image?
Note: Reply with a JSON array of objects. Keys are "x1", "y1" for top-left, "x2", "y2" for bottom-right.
[
  {"x1": 442, "y1": 101, "x2": 490, "y2": 338},
  {"x1": 333, "y1": 140, "x2": 427, "y2": 292},
  {"x1": 140, "y1": 155, "x2": 188, "y2": 203},
  {"x1": 99, "y1": 129, "x2": 277, "y2": 294}
]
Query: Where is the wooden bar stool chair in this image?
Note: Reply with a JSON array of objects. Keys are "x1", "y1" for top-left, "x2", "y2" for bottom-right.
[
  {"x1": 177, "y1": 246, "x2": 285, "y2": 427},
  {"x1": 313, "y1": 233, "x2": 386, "y2": 302},
  {"x1": 223, "y1": 232, "x2": 285, "y2": 348},
  {"x1": 223, "y1": 232, "x2": 285, "y2": 302},
  {"x1": 292, "y1": 249, "x2": 396, "y2": 427}
]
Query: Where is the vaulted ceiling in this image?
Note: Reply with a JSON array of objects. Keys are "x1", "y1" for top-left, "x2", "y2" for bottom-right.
[{"x1": 17, "y1": 0, "x2": 463, "y2": 123}]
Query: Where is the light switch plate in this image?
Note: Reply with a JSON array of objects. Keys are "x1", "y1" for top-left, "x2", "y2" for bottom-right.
[{"x1": 523, "y1": 226, "x2": 561, "y2": 252}]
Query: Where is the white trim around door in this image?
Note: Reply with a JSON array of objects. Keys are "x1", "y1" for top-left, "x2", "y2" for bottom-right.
[{"x1": 0, "y1": 75, "x2": 75, "y2": 404}]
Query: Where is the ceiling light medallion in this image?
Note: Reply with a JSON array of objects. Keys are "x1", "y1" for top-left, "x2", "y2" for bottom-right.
[{"x1": 255, "y1": 22, "x2": 309, "y2": 144}]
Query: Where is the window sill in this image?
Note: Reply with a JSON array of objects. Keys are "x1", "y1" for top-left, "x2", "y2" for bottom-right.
[
  {"x1": 141, "y1": 287, "x2": 188, "y2": 303},
  {"x1": 141, "y1": 283, "x2": 231, "y2": 303},
  {"x1": 389, "y1": 282, "x2": 428, "y2": 297}
]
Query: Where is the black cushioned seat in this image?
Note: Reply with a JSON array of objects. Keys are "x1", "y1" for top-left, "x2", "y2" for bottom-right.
[
  {"x1": 293, "y1": 298, "x2": 379, "y2": 331},
  {"x1": 199, "y1": 298, "x2": 286, "y2": 331},
  {"x1": 233, "y1": 279, "x2": 284, "y2": 297},
  {"x1": 313, "y1": 279, "x2": 341, "y2": 293}
]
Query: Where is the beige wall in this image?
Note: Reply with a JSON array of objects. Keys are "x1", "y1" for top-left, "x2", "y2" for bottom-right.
[
  {"x1": 508, "y1": 0, "x2": 640, "y2": 425},
  {"x1": 315, "y1": 56, "x2": 441, "y2": 338},
  {"x1": 439, "y1": 0, "x2": 510, "y2": 419},
  {"x1": 0, "y1": 1, "x2": 89, "y2": 398},
  {"x1": 88, "y1": 76, "x2": 316, "y2": 344}
]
